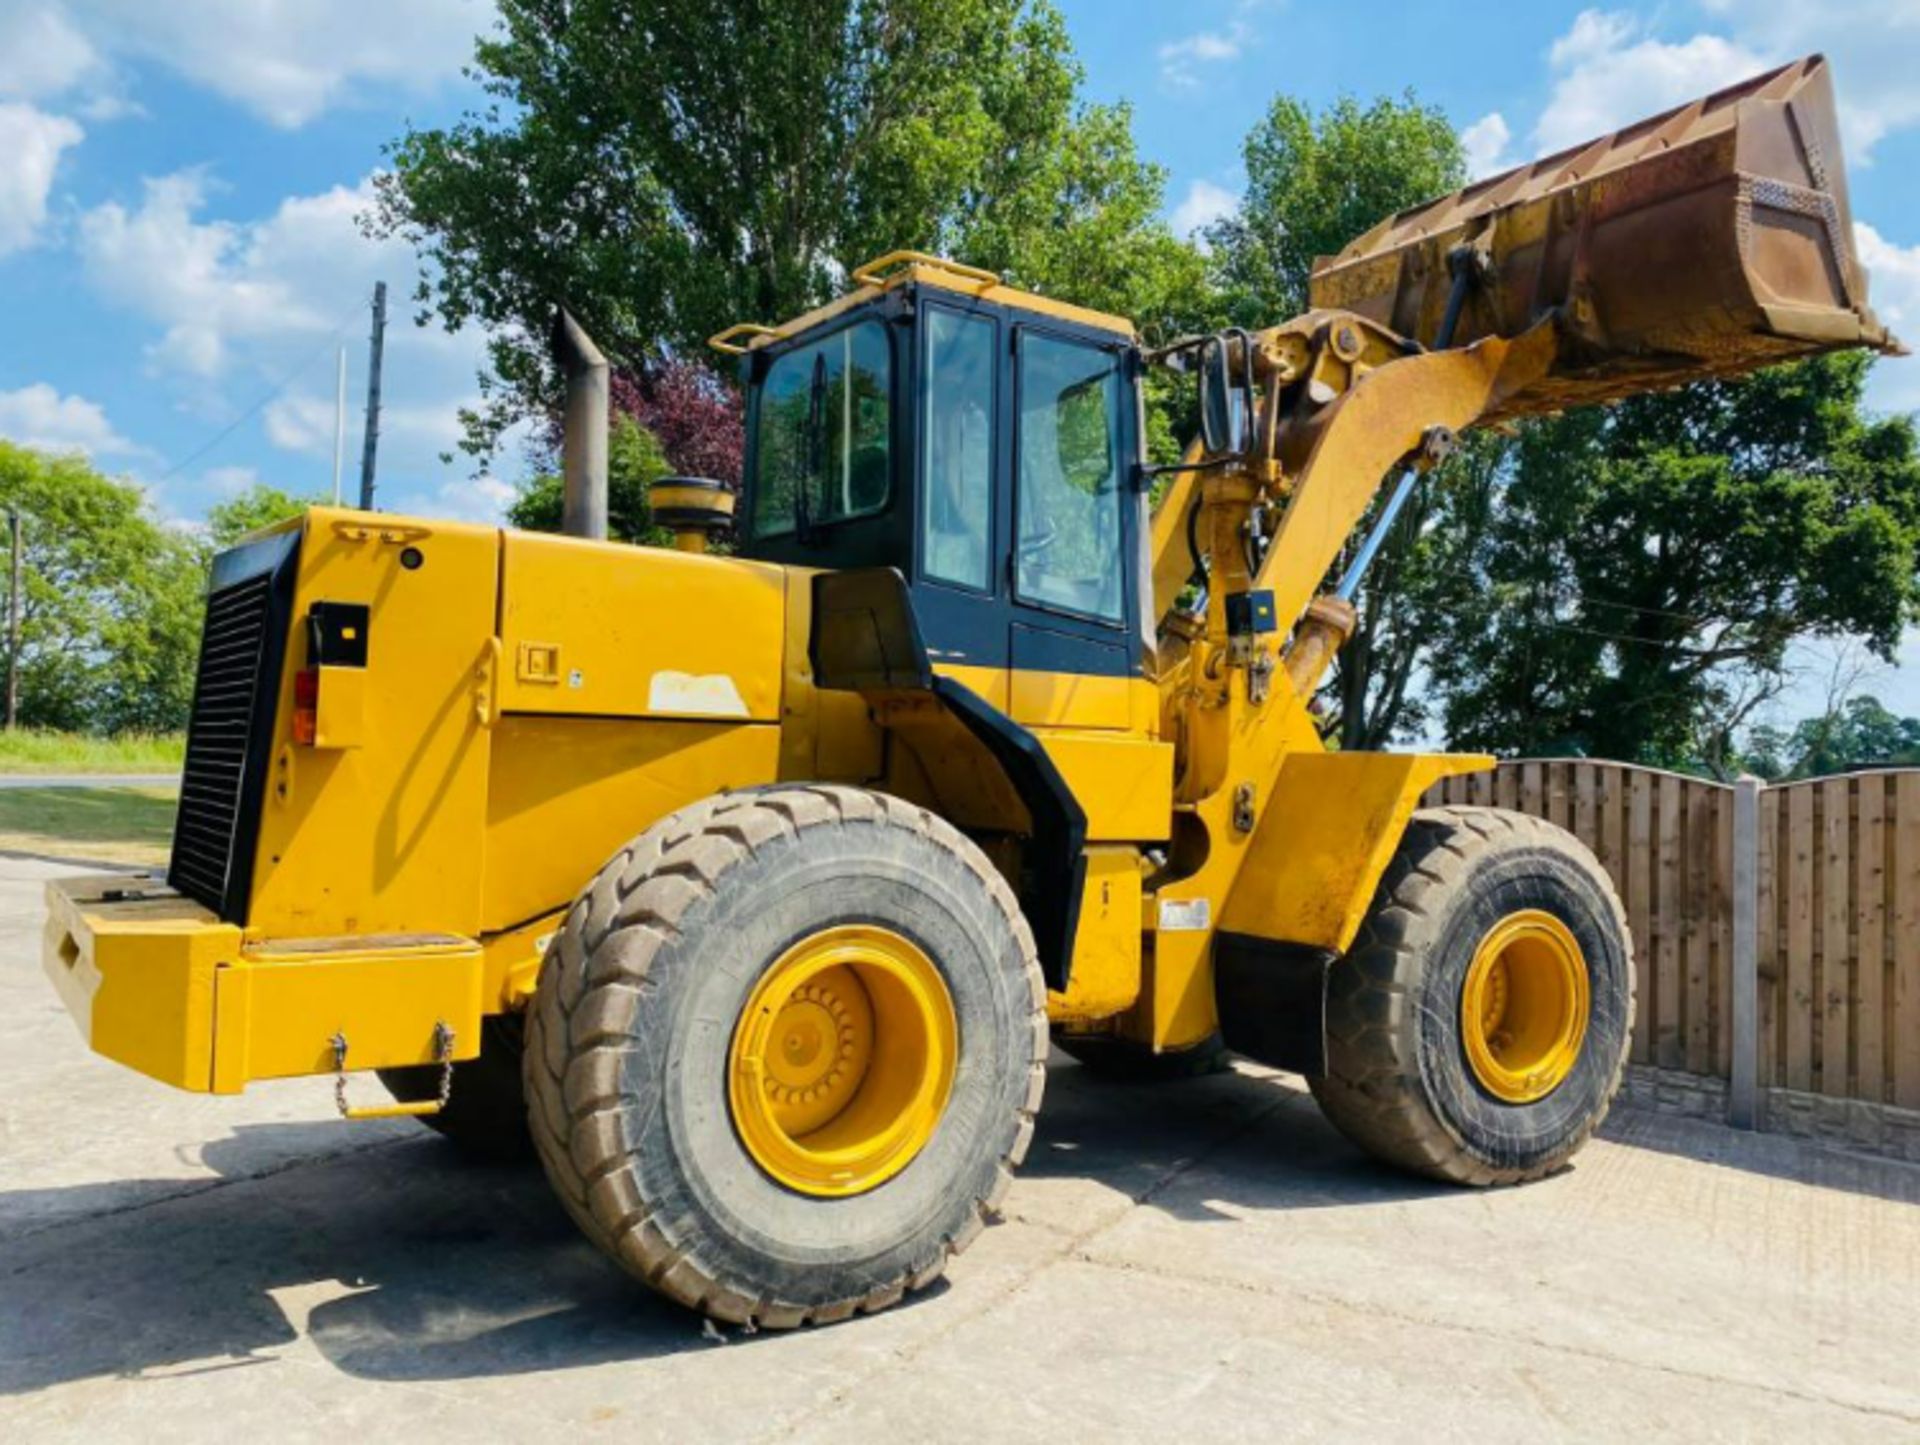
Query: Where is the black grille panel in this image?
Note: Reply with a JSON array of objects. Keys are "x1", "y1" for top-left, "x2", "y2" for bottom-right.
[{"x1": 168, "y1": 531, "x2": 298, "y2": 919}]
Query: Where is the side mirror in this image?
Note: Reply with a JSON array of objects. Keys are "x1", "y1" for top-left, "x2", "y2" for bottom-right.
[{"x1": 1198, "y1": 335, "x2": 1245, "y2": 455}]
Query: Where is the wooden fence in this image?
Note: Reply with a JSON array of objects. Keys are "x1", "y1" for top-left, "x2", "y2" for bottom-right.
[{"x1": 1425, "y1": 761, "x2": 1920, "y2": 1119}]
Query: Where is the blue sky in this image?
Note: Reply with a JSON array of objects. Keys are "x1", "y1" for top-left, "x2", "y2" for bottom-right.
[{"x1": 1, "y1": 0, "x2": 1918, "y2": 720}]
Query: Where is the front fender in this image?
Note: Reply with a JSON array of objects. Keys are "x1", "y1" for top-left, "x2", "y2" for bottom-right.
[{"x1": 1218, "y1": 751, "x2": 1493, "y2": 953}]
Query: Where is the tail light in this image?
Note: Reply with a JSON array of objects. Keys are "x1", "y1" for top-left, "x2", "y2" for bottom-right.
[
  {"x1": 293, "y1": 601, "x2": 369, "y2": 748},
  {"x1": 292, "y1": 666, "x2": 319, "y2": 745}
]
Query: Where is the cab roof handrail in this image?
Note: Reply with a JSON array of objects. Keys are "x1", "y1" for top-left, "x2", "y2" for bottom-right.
[
  {"x1": 850, "y1": 250, "x2": 1000, "y2": 289},
  {"x1": 708, "y1": 322, "x2": 781, "y2": 356}
]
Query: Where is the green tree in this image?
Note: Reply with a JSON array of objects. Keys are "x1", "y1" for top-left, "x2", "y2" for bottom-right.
[
  {"x1": 0, "y1": 442, "x2": 205, "y2": 734},
  {"x1": 1739, "y1": 721, "x2": 1794, "y2": 780},
  {"x1": 1427, "y1": 352, "x2": 1920, "y2": 770},
  {"x1": 1207, "y1": 92, "x2": 1464, "y2": 325},
  {"x1": 508, "y1": 415, "x2": 676, "y2": 545},
  {"x1": 206, "y1": 483, "x2": 312, "y2": 548},
  {"x1": 1761, "y1": 694, "x2": 1920, "y2": 778},
  {"x1": 1203, "y1": 91, "x2": 1467, "y2": 747},
  {"x1": 372, "y1": 0, "x2": 1207, "y2": 462}
]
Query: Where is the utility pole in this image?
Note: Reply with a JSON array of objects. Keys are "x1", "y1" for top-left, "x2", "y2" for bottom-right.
[
  {"x1": 6, "y1": 511, "x2": 20, "y2": 730},
  {"x1": 358, "y1": 281, "x2": 387, "y2": 511},
  {"x1": 332, "y1": 344, "x2": 347, "y2": 504}
]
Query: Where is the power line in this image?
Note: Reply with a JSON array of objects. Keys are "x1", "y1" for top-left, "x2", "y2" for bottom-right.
[
  {"x1": 1534, "y1": 617, "x2": 1749, "y2": 660},
  {"x1": 155, "y1": 298, "x2": 368, "y2": 482},
  {"x1": 1575, "y1": 592, "x2": 1725, "y2": 627}
]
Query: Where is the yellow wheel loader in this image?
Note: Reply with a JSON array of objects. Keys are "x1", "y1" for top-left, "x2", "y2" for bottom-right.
[{"x1": 45, "y1": 57, "x2": 1898, "y2": 1326}]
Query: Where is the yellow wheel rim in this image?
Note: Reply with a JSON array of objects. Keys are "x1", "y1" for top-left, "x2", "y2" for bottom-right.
[
  {"x1": 1460, "y1": 909, "x2": 1590, "y2": 1104},
  {"x1": 728, "y1": 924, "x2": 957, "y2": 1198}
]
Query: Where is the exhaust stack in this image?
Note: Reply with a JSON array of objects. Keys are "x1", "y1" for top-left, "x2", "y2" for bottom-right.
[{"x1": 553, "y1": 308, "x2": 609, "y2": 541}]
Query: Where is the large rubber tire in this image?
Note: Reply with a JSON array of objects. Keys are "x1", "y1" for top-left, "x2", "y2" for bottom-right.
[
  {"x1": 524, "y1": 784, "x2": 1047, "y2": 1328},
  {"x1": 376, "y1": 1013, "x2": 532, "y2": 1159},
  {"x1": 1055, "y1": 1030, "x2": 1233, "y2": 1082},
  {"x1": 1310, "y1": 805, "x2": 1634, "y2": 1186}
]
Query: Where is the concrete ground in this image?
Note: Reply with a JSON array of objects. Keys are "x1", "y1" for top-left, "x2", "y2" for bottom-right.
[{"x1": 5, "y1": 856, "x2": 1919, "y2": 1444}]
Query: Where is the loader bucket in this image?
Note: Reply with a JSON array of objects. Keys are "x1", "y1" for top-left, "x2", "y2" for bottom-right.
[{"x1": 1309, "y1": 55, "x2": 1901, "y2": 421}]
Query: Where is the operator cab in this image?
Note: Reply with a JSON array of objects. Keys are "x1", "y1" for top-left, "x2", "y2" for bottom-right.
[{"x1": 717, "y1": 253, "x2": 1151, "y2": 725}]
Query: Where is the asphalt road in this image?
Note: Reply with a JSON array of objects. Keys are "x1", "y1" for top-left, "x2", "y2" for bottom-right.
[{"x1": 5, "y1": 854, "x2": 1919, "y2": 1443}]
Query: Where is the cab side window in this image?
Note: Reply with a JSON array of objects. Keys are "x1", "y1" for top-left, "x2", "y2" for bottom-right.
[
  {"x1": 920, "y1": 309, "x2": 996, "y2": 591},
  {"x1": 748, "y1": 321, "x2": 892, "y2": 538},
  {"x1": 1015, "y1": 333, "x2": 1124, "y2": 622}
]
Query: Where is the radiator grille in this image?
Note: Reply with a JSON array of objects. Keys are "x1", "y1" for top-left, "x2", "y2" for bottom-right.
[{"x1": 168, "y1": 534, "x2": 296, "y2": 918}]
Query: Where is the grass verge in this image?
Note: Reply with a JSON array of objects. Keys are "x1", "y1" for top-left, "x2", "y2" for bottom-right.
[
  {"x1": 0, "y1": 785, "x2": 176, "y2": 866},
  {"x1": 0, "y1": 729, "x2": 184, "y2": 775}
]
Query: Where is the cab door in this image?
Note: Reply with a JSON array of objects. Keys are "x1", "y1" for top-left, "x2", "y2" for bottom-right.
[
  {"x1": 908, "y1": 299, "x2": 1170, "y2": 843},
  {"x1": 910, "y1": 298, "x2": 1010, "y2": 707},
  {"x1": 1004, "y1": 324, "x2": 1138, "y2": 732}
]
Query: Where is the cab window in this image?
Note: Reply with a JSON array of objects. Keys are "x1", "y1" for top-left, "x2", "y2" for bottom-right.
[
  {"x1": 1014, "y1": 333, "x2": 1124, "y2": 622},
  {"x1": 920, "y1": 309, "x2": 995, "y2": 590},
  {"x1": 749, "y1": 321, "x2": 891, "y2": 538}
]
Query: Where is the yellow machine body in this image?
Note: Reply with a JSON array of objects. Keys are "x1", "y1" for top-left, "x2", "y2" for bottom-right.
[
  {"x1": 42, "y1": 56, "x2": 1896, "y2": 1091},
  {"x1": 50, "y1": 498, "x2": 1442, "y2": 1087}
]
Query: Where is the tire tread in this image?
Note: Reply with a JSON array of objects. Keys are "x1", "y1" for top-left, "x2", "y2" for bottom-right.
[
  {"x1": 1310, "y1": 805, "x2": 1635, "y2": 1187},
  {"x1": 524, "y1": 784, "x2": 1046, "y2": 1327}
]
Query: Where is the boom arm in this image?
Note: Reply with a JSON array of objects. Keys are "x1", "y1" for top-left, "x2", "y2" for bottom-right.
[{"x1": 1152, "y1": 52, "x2": 1899, "y2": 697}]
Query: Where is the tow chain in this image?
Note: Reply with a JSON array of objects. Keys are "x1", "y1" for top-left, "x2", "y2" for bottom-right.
[{"x1": 330, "y1": 1020, "x2": 456, "y2": 1120}]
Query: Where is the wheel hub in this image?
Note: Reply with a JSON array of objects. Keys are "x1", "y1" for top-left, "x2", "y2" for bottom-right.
[
  {"x1": 729, "y1": 925, "x2": 957, "y2": 1197},
  {"x1": 1460, "y1": 909, "x2": 1590, "y2": 1104}
]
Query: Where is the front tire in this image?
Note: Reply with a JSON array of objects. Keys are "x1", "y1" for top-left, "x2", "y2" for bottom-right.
[
  {"x1": 524, "y1": 785, "x2": 1046, "y2": 1327},
  {"x1": 1311, "y1": 806, "x2": 1634, "y2": 1185}
]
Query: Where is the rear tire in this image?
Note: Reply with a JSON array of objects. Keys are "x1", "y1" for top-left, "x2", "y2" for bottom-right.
[
  {"x1": 523, "y1": 785, "x2": 1047, "y2": 1328},
  {"x1": 376, "y1": 1013, "x2": 531, "y2": 1160},
  {"x1": 1311, "y1": 806, "x2": 1634, "y2": 1186}
]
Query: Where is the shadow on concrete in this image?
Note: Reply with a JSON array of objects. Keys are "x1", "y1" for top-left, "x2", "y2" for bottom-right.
[
  {"x1": 0, "y1": 1119, "x2": 741, "y2": 1394},
  {"x1": 0, "y1": 1063, "x2": 1418, "y2": 1393},
  {"x1": 1020, "y1": 1058, "x2": 1454, "y2": 1219},
  {"x1": 1598, "y1": 1103, "x2": 1920, "y2": 1206},
  {"x1": 0, "y1": 1123, "x2": 414, "y2": 1246},
  {"x1": 13, "y1": 1058, "x2": 1903, "y2": 1395}
]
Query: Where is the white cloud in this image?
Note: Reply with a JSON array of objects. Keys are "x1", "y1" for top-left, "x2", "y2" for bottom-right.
[
  {"x1": 78, "y1": 170, "x2": 471, "y2": 385},
  {"x1": 1506, "y1": 8, "x2": 1920, "y2": 419},
  {"x1": 1531, "y1": 5, "x2": 1920, "y2": 165},
  {"x1": 401, "y1": 472, "x2": 516, "y2": 526},
  {"x1": 1698, "y1": 0, "x2": 1920, "y2": 162},
  {"x1": 261, "y1": 390, "x2": 462, "y2": 468},
  {"x1": 80, "y1": 171, "x2": 311, "y2": 376},
  {"x1": 0, "y1": 103, "x2": 82, "y2": 256},
  {"x1": 0, "y1": 5, "x2": 104, "y2": 103},
  {"x1": 0, "y1": 2, "x2": 483, "y2": 130},
  {"x1": 0, "y1": 382, "x2": 140, "y2": 459},
  {"x1": 1546, "y1": 8, "x2": 1637, "y2": 72},
  {"x1": 1532, "y1": 11, "x2": 1770, "y2": 155},
  {"x1": 263, "y1": 393, "x2": 339, "y2": 456},
  {"x1": 1159, "y1": 19, "x2": 1253, "y2": 90},
  {"x1": 77, "y1": 164, "x2": 497, "y2": 510},
  {"x1": 1459, "y1": 112, "x2": 1514, "y2": 180},
  {"x1": 1855, "y1": 221, "x2": 1920, "y2": 414},
  {"x1": 65, "y1": 0, "x2": 489, "y2": 129},
  {"x1": 1171, "y1": 178, "x2": 1237, "y2": 240},
  {"x1": 202, "y1": 465, "x2": 260, "y2": 496}
]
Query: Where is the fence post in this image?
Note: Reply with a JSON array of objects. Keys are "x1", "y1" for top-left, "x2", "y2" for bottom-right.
[{"x1": 1729, "y1": 774, "x2": 1762, "y2": 1129}]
